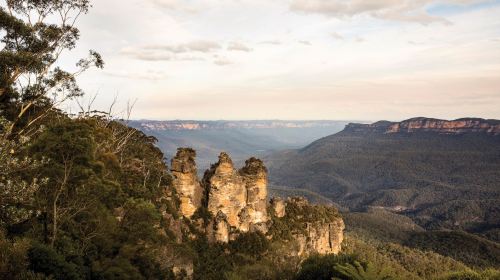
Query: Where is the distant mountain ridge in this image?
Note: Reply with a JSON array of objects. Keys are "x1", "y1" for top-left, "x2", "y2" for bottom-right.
[
  {"x1": 344, "y1": 117, "x2": 500, "y2": 135},
  {"x1": 133, "y1": 120, "x2": 356, "y2": 131},
  {"x1": 128, "y1": 120, "x2": 354, "y2": 171},
  {"x1": 265, "y1": 117, "x2": 500, "y2": 242}
]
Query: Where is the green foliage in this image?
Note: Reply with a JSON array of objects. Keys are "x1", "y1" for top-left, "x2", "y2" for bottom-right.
[
  {"x1": 0, "y1": 0, "x2": 103, "y2": 138},
  {"x1": 119, "y1": 198, "x2": 163, "y2": 244},
  {"x1": 296, "y1": 254, "x2": 358, "y2": 280},
  {"x1": 342, "y1": 234, "x2": 471, "y2": 280},
  {"x1": 225, "y1": 263, "x2": 276, "y2": 280},
  {"x1": 28, "y1": 242, "x2": 83, "y2": 280},
  {"x1": 344, "y1": 210, "x2": 500, "y2": 270},
  {"x1": 438, "y1": 269, "x2": 500, "y2": 280},
  {"x1": 343, "y1": 209, "x2": 423, "y2": 242},
  {"x1": 0, "y1": 118, "x2": 44, "y2": 228},
  {"x1": 229, "y1": 231, "x2": 269, "y2": 260},
  {"x1": 332, "y1": 261, "x2": 394, "y2": 280},
  {"x1": 268, "y1": 198, "x2": 341, "y2": 240},
  {"x1": 0, "y1": 230, "x2": 32, "y2": 279},
  {"x1": 268, "y1": 130, "x2": 500, "y2": 238},
  {"x1": 191, "y1": 237, "x2": 231, "y2": 280},
  {"x1": 405, "y1": 231, "x2": 500, "y2": 269}
]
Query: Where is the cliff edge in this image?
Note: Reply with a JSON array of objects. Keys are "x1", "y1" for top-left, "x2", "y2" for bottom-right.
[{"x1": 343, "y1": 117, "x2": 500, "y2": 135}]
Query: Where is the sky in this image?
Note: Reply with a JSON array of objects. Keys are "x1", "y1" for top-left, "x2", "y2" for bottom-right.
[{"x1": 61, "y1": 0, "x2": 500, "y2": 121}]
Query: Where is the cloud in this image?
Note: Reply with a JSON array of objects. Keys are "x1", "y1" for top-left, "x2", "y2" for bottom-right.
[
  {"x1": 331, "y1": 32, "x2": 344, "y2": 40},
  {"x1": 104, "y1": 70, "x2": 169, "y2": 81},
  {"x1": 355, "y1": 37, "x2": 365, "y2": 43},
  {"x1": 298, "y1": 40, "x2": 312, "y2": 45},
  {"x1": 259, "y1": 40, "x2": 282, "y2": 45},
  {"x1": 213, "y1": 56, "x2": 233, "y2": 66},
  {"x1": 288, "y1": 0, "x2": 477, "y2": 24},
  {"x1": 227, "y1": 41, "x2": 253, "y2": 52},
  {"x1": 120, "y1": 40, "x2": 221, "y2": 61},
  {"x1": 149, "y1": 0, "x2": 200, "y2": 13},
  {"x1": 145, "y1": 41, "x2": 221, "y2": 53},
  {"x1": 120, "y1": 48, "x2": 173, "y2": 61}
]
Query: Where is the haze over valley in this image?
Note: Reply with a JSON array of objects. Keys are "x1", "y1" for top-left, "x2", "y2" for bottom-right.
[{"x1": 129, "y1": 120, "x2": 353, "y2": 170}]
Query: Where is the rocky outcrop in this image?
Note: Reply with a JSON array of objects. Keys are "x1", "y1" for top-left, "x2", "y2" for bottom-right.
[
  {"x1": 296, "y1": 220, "x2": 344, "y2": 255},
  {"x1": 170, "y1": 148, "x2": 203, "y2": 218},
  {"x1": 204, "y1": 152, "x2": 247, "y2": 230},
  {"x1": 270, "y1": 197, "x2": 345, "y2": 256},
  {"x1": 202, "y1": 153, "x2": 269, "y2": 241},
  {"x1": 343, "y1": 121, "x2": 394, "y2": 134},
  {"x1": 170, "y1": 149, "x2": 344, "y2": 253},
  {"x1": 343, "y1": 118, "x2": 500, "y2": 135},
  {"x1": 239, "y1": 158, "x2": 268, "y2": 232},
  {"x1": 270, "y1": 197, "x2": 286, "y2": 218},
  {"x1": 387, "y1": 118, "x2": 500, "y2": 135},
  {"x1": 213, "y1": 211, "x2": 230, "y2": 243}
]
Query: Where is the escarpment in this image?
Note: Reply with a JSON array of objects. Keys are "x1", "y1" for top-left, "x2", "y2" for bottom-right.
[
  {"x1": 169, "y1": 148, "x2": 344, "y2": 256},
  {"x1": 343, "y1": 117, "x2": 500, "y2": 135}
]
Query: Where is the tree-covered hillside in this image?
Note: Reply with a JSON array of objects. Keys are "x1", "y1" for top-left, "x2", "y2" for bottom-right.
[{"x1": 266, "y1": 127, "x2": 500, "y2": 238}]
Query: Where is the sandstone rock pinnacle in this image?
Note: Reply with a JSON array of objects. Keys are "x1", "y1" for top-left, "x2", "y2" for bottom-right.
[
  {"x1": 204, "y1": 152, "x2": 247, "y2": 230},
  {"x1": 170, "y1": 148, "x2": 203, "y2": 218}
]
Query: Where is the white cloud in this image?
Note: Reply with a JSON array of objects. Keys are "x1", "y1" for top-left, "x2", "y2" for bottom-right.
[
  {"x1": 227, "y1": 41, "x2": 253, "y2": 52},
  {"x1": 259, "y1": 40, "x2": 282, "y2": 45},
  {"x1": 104, "y1": 70, "x2": 169, "y2": 81},
  {"x1": 149, "y1": 0, "x2": 201, "y2": 13},
  {"x1": 120, "y1": 40, "x2": 221, "y2": 61},
  {"x1": 145, "y1": 41, "x2": 221, "y2": 53},
  {"x1": 331, "y1": 32, "x2": 344, "y2": 40},
  {"x1": 289, "y1": 0, "x2": 487, "y2": 24},
  {"x1": 213, "y1": 56, "x2": 233, "y2": 66}
]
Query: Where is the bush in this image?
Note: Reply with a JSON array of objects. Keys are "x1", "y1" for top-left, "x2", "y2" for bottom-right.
[
  {"x1": 229, "y1": 232, "x2": 269, "y2": 259},
  {"x1": 296, "y1": 254, "x2": 357, "y2": 280},
  {"x1": 28, "y1": 242, "x2": 83, "y2": 280}
]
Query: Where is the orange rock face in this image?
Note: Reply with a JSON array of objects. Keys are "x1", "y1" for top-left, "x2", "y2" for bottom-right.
[
  {"x1": 386, "y1": 118, "x2": 500, "y2": 135},
  {"x1": 345, "y1": 118, "x2": 500, "y2": 135},
  {"x1": 203, "y1": 153, "x2": 269, "y2": 241},
  {"x1": 170, "y1": 148, "x2": 203, "y2": 218}
]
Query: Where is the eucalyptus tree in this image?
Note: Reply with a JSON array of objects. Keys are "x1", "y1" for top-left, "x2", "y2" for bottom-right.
[{"x1": 0, "y1": 0, "x2": 103, "y2": 138}]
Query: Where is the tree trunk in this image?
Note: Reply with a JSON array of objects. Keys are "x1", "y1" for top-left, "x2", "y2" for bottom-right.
[{"x1": 51, "y1": 200, "x2": 57, "y2": 247}]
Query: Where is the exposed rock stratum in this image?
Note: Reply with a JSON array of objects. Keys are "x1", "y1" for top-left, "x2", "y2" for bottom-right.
[{"x1": 170, "y1": 148, "x2": 344, "y2": 256}]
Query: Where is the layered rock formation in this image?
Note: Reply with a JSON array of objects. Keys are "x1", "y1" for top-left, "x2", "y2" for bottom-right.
[
  {"x1": 387, "y1": 118, "x2": 500, "y2": 135},
  {"x1": 204, "y1": 152, "x2": 247, "y2": 229},
  {"x1": 276, "y1": 197, "x2": 345, "y2": 256},
  {"x1": 239, "y1": 157, "x2": 269, "y2": 231},
  {"x1": 344, "y1": 118, "x2": 500, "y2": 135},
  {"x1": 169, "y1": 148, "x2": 344, "y2": 256},
  {"x1": 296, "y1": 221, "x2": 345, "y2": 255},
  {"x1": 203, "y1": 153, "x2": 268, "y2": 239},
  {"x1": 170, "y1": 148, "x2": 203, "y2": 218}
]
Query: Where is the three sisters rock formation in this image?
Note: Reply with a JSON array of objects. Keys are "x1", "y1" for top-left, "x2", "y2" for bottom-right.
[{"x1": 170, "y1": 148, "x2": 344, "y2": 256}]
